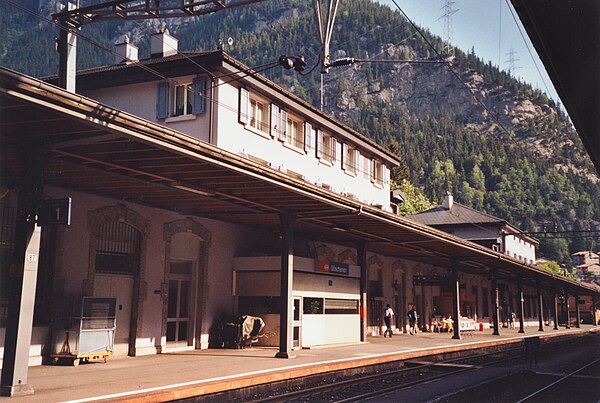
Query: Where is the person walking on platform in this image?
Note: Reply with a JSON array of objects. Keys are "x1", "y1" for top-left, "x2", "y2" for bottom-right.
[
  {"x1": 383, "y1": 304, "x2": 394, "y2": 337},
  {"x1": 407, "y1": 305, "x2": 418, "y2": 335}
]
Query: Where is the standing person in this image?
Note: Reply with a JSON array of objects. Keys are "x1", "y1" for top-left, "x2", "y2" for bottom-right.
[
  {"x1": 383, "y1": 304, "x2": 394, "y2": 337},
  {"x1": 407, "y1": 305, "x2": 418, "y2": 335}
]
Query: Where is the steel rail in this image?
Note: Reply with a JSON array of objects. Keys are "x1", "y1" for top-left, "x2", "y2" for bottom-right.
[{"x1": 515, "y1": 355, "x2": 600, "y2": 403}]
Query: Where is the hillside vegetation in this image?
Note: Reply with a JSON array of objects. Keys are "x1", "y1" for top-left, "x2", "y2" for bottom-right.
[{"x1": 1, "y1": 0, "x2": 598, "y2": 266}]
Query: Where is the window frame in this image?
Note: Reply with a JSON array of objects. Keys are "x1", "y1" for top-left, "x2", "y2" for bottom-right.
[
  {"x1": 239, "y1": 87, "x2": 270, "y2": 135},
  {"x1": 284, "y1": 113, "x2": 305, "y2": 150}
]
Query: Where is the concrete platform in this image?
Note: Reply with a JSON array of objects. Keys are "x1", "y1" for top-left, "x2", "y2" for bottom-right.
[{"x1": 7, "y1": 325, "x2": 598, "y2": 402}]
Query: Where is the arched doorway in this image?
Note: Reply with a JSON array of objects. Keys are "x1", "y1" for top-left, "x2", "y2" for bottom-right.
[
  {"x1": 163, "y1": 218, "x2": 211, "y2": 350},
  {"x1": 87, "y1": 204, "x2": 149, "y2": 356}
]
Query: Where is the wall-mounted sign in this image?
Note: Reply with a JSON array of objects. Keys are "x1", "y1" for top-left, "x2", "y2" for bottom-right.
[
  {"x1": 412, "y1": 274, "x2": 450, "y2": 286},
  {"x1": 316, "y1": 259, "x2": 349, "y2": 275},
  {"x1": 39, "y1": 198, "x2": 72, "y2": 226}
]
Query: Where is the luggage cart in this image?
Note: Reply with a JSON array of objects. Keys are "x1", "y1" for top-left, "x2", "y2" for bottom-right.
[{"x1": 51, "y1": 297, "x2": 116, "y2": 366}]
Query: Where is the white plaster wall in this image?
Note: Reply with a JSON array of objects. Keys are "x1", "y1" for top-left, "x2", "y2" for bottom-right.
[
  {"x1": 505, "y1": 235, "x2": 536, "y2": 264},
  {"x1": 84, "y1": 77, "x2": 392, "y2": 209},
  {"x1": 233, "y1": 256, "x2": 360, "y2": 278},
  {"x1": 83, "y1": 78, "x2": 211, "y2": 143},
  {"x1": 215, "y1": 82, "x2": 392, "y2": 210},
  {"x1": 302, "y1": 315, "x2": 360, "y2": 346}
]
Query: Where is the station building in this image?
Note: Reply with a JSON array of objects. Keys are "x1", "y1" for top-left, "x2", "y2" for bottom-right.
[{"x1": 1, "y1": 30, "x2": 599, "y2": 396}]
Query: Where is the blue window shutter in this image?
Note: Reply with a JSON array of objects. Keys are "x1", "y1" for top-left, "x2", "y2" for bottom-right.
[
  {"x1": 239, "y1": 88, "x2": 249, "y2": 124},
  {"x1": 270, "y1": 104, "x2": 279, "y2": 137},
  {"x1": 156, "y1": 81, "x2": 169, "y2": 119},
  {"x1": 192, "y1": 76, "x2": 207, "y2": 114},
  {"x1": 304, "y1": 122, "x2": 313, "y2": 153},
  {"x1": 316, "y1": 129, "x2": 324, "y2": 159}
]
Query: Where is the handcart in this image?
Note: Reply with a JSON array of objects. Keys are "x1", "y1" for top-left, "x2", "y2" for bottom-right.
[
  {"x1": 221, "y1": 315, "x2": 266, "y2": 349},
  {"x1": 51, "y1": 297, "x2": 116, "y2": 366}
]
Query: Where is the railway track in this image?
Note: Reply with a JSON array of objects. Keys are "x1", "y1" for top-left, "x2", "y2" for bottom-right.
[
  {"x1": 515, "y1": 356, "x2": 600, "y2": 402},
  {"x1": 192, "y1": 333, "x2": 595, "y2": 403}
]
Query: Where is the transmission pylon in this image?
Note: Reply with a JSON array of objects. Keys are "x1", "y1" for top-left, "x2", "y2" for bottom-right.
[
  {"x1": 505, "y1": 45, "x2": 521, "y2": 78},
  {"x1": 438, "y1": 0, "x2": 458, "y2": 57}
]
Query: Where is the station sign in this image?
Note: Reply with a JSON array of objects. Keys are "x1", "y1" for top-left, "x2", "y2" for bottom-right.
[
  {"x1": 39, "y1": 198, "x2": 72, "y2": 226},
  {"x1": 412, "y1": 274, "x2": 450, "y2": 286},
  {"x1": 315, "y1": 259, "x2": 349, "y2": 275}
]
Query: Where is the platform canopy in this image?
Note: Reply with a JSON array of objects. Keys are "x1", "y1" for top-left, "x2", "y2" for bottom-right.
[
  {"x1": 511, "y1": 0, "x2": 600, "y2": 174},
  {"x1": 0, "y1": 66, "x2": 597, "y2": 295}
]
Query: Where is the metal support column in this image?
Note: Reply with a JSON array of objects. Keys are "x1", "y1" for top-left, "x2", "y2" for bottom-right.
[
  {"x1": 537, "y1": 284, "x2": 544, "y2": 332},
  {"x1": 593, "y1": 295, "x2": 597, "y2": 325},
  {"x1": 1, "y1": 149, "x2": 45, "y2": 397},
  {"x1": 517, "y1": 280, "x2": 525, "y2": 333},
  {"x1": 491, "y1": 270, "x2": 500, "y2": 336},
  {"x1": 553, "y1": 292, "x2": 559, "y2": 330},
  {"x1": 565, "y1": 292, "x2": 571, "y2": 329},
  {"x1": 275, "y1": 212, "x2": 295, "y2": 359},
  {"x1": 575, "y1": 294, "x2": 581, "y2": 328},
  {"x1": 451, "y1": 264, "x2": 461, "y2": 340},
  {"x1": 357, "y1": 242, "x2": 368, "y2": 342}
]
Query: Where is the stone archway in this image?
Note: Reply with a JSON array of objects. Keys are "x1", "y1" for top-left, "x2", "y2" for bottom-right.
[
  {"x1": 314, "y1": 244, "x2": 336, "y2": 261},
  {"x1": 86, "y1": 204, "x2": 149, "y2": 356},
  {"x1": 338, "y1": 249, "x2": 357, "y2": 265},
  {"x1": 163, "y1": 218, "x2": 211, "y2": 350}
]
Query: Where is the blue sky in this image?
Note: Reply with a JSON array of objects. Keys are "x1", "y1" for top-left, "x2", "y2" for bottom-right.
[{"x1": 376, "y1": 0, "x2": 559, "y2": 103}]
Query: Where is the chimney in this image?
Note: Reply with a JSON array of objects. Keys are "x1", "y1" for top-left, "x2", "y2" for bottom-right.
[
  {"x1": 114, "y1": 36, "x2": 138, "y2": 64},
  {"x1": 151, "y1": 28, "x2": 178, "y2": 58},
  {"x1": 443, "y1": 192, "x2": 453, "y2": 210}
]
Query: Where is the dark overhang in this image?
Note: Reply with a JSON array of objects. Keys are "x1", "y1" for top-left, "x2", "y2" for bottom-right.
[
  {"x1": 511, "y1": 0, "x2": 600, "y2": 174},
  {"x1": 1, "y1": 66, "x2": 597, "y2": 295}
]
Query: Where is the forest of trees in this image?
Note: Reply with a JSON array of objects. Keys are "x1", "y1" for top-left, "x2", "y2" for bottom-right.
[{"x1": 1, "y1": 0, "x2": 598, "y2": 268}]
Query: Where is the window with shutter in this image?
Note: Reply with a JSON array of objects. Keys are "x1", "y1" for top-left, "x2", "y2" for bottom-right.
[
  {"x1": 239, "y1": 87, "x2": 249, "y2": 124},
  {"x1": 279, "y1": 110, "x2": 288, "y2": 141},
  {"x1": 316, "y1": 129, "x2": 324, "y2": 159},
  {"x1": 341, "y1": 143, "x2": 348, "y2": 170},
  {"x1": 270, "y1": 104, "x2": 279, "y2": 137},
  {"x1": 304, "y1": 122, "x2": 314, "y2": 153},
  {"x1": 192, "y1": 76, "x2": 207, "y2": 115},
  {"x1": 173, "y1": 83, "x2": 193, "y2": 116},
  {"x1": 156, "y1": 81, "x2": 169, "y2": 119}
]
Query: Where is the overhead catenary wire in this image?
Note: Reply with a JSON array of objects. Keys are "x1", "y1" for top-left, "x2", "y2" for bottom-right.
[
  {"x1": 503, "y1": 0, "x2": 553, "y2": 100},
  {"x1": 389, "y1": 0, "x2": 523, "y2": 142},
  {"x1": 0, "y1": 0, "x2": 286, "y2": 121}
]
